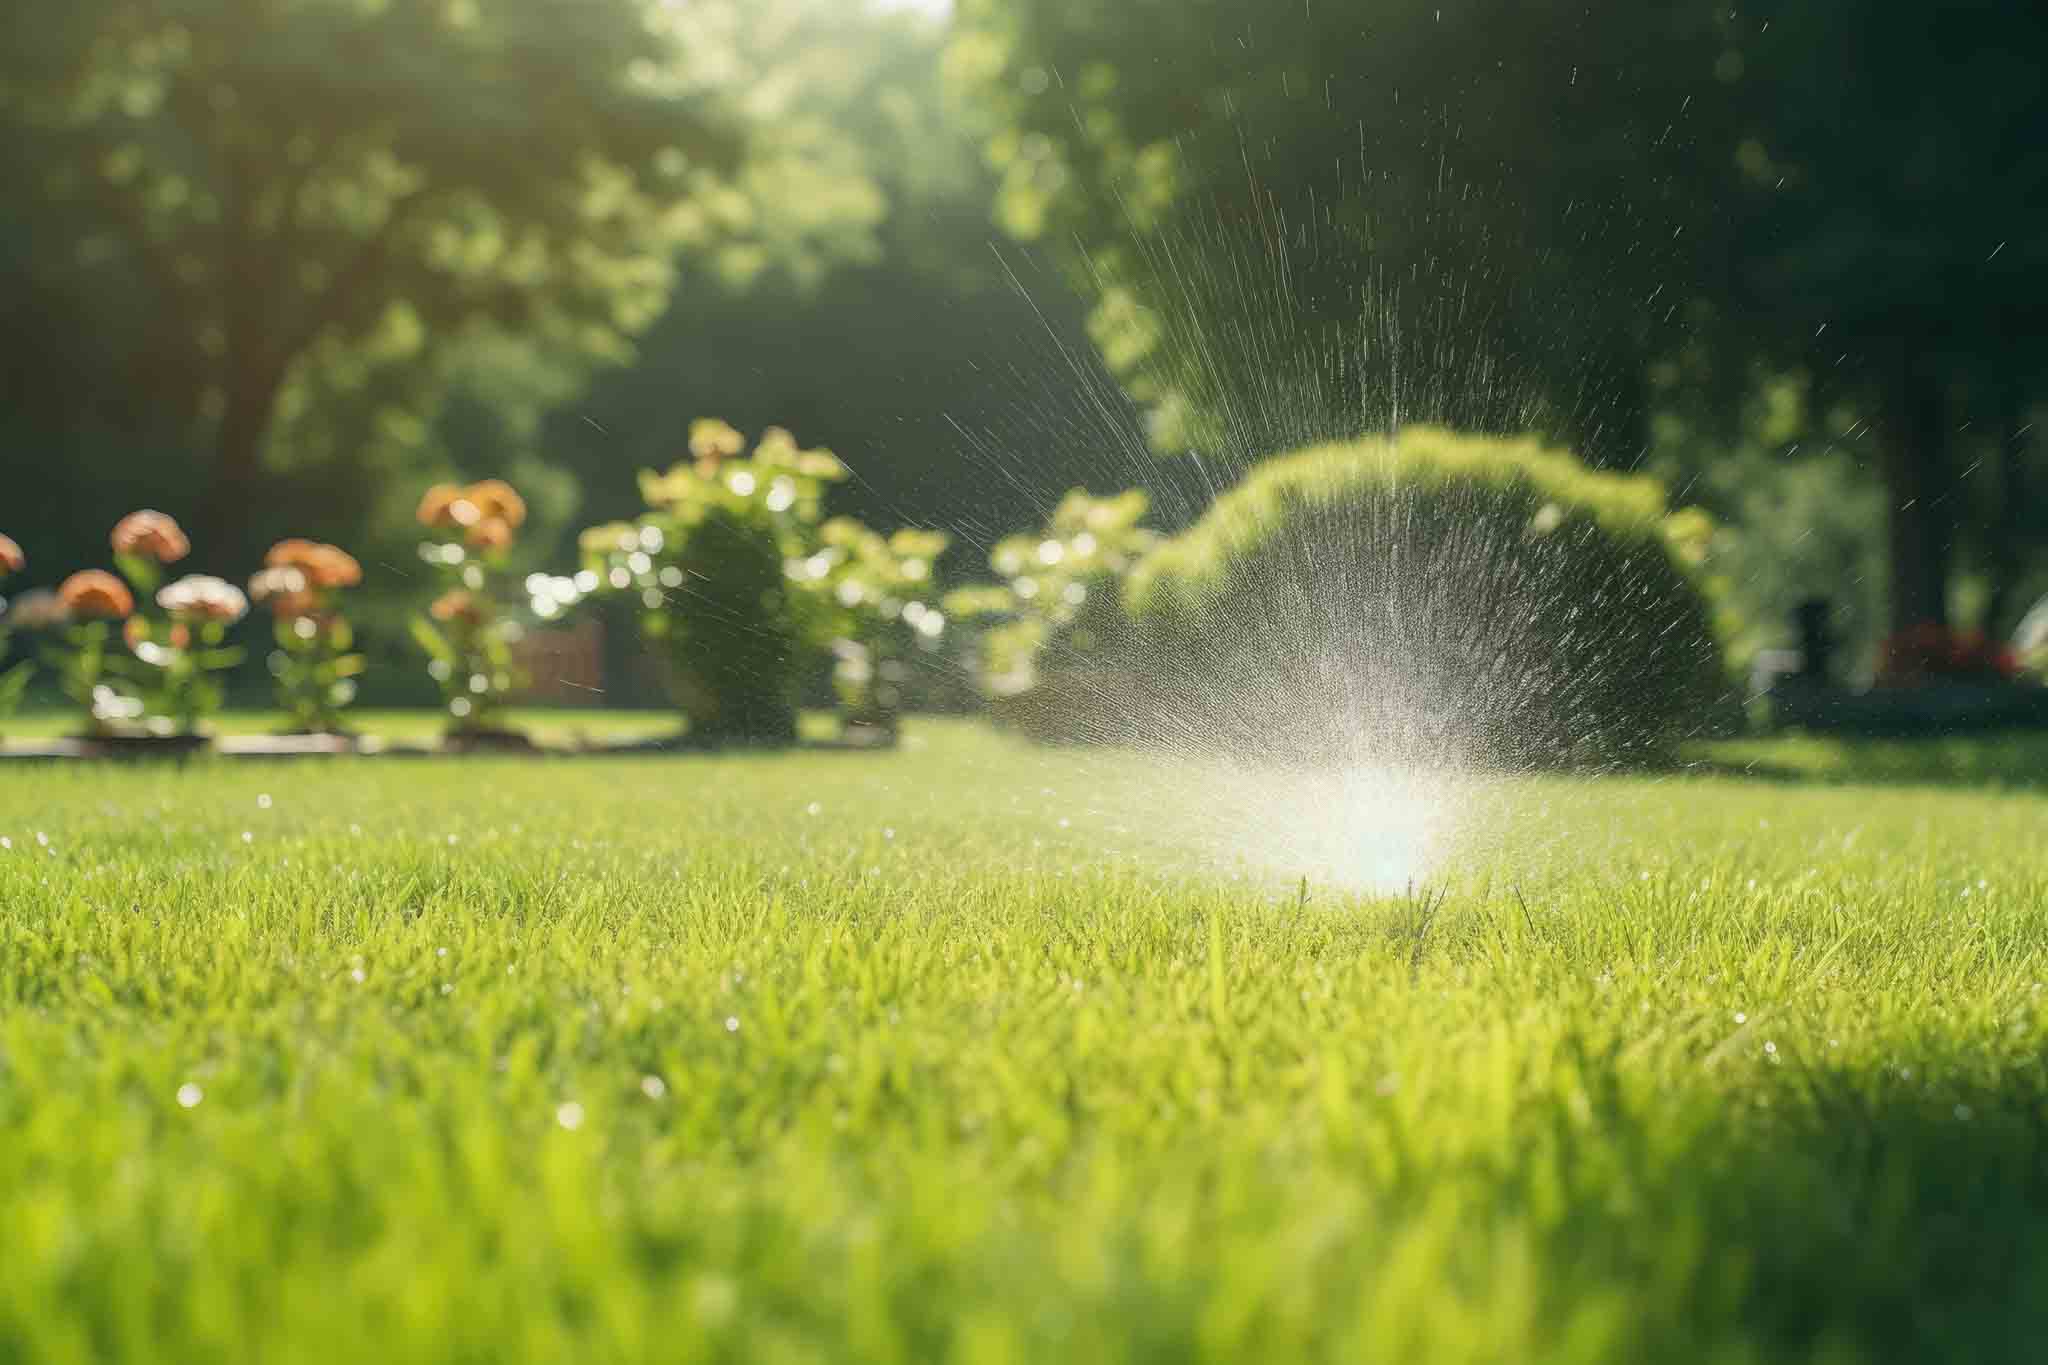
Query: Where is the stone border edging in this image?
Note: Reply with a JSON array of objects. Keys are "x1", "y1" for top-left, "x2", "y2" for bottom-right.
[{"x1": 0, "y1": 730, "x2": 901, "y2": 761}]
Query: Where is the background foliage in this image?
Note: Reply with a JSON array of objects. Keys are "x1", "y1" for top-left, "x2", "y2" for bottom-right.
[{"x1": 3, "y1": 0, "x2": 2044, "y2": 698}]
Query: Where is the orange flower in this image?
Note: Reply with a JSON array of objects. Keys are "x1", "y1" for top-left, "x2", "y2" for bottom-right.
[
  {"x1": 313, "y1": 545, "x2": 363, "y2": 588},
  {"x1": 266, "y1": 539, "x2": 362, "y2": 589},
  {"x1": 465, "y1": 517, "x2": 514, "y2": 552},
  {"x1": 110, "y1": 510, "x2": 190, "y2": 563},
  {"x1": 430, "y1": 590, "x2": 489, "y2": 626},
  {"x1": 465, "y1": 479, "x2": 526, "y2": 529},
  {"x1": 249, "y1": 566, "x2": 318, "y2": 618},
  {"x1": 265, "y1": 539, "x2": 321, "y2": 571},
  {"x1": 417, "y1": 484, "x2": 477, "y2": 530},
  {"x1": 58, "y1": 570, "x2": 134, "y2": 619},
  {"x1": 0, "y1": 533, "x2": 22, "y2": 575}
]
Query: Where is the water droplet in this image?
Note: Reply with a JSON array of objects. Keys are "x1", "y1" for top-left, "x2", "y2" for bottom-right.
[
  {"x1": 556, "y1": 1102, "x2": 585, "y2": 1131},
  {"x1": 176, "y1": 1083, "x2": 203, "y2": 1109}
]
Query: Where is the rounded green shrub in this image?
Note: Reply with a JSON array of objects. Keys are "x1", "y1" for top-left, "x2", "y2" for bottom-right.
[{"x1": 1121, "y1": 426, "x2": 1728, "y2": 768}]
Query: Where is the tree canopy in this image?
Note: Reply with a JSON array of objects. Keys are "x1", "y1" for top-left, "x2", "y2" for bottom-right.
[
  {"x1": 948, "y1": 0, "x2": 1738, "y2": 466},
  {"x1": 951, "y1": 0, "x2": 2047, "y2": 638},
  {"x1": 1704, "y1": 0, "x2": 2048, "y2": 631},
  {"x1": 1, "y1": 0, "x2": 852, "y2": 570}
]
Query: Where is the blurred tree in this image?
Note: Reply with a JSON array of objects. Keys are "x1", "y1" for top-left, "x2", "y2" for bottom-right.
[
  {"x1": 947, "y1": 0, "x2": 1735, "y2": 468},
  {"x1": 547, "y1": 0, "x2": 1115, "y2": 567},
  {"x1": 1647, "y1": 373, "x2": 1890, "y2": 672},
  {"x1": 1705, "y1": 1, "x2": 2048, "y2": 634},
  {"x1": 954, "y1": 0, "x2": 2048, "y2": 642},
  {"x1": 0, "y1": 0, "x2": 747, "y2": 571}
]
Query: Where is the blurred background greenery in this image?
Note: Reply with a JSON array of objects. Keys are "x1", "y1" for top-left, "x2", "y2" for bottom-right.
[{"x1": 1, "y1": 0, "x2": 2043, "y2": 703}]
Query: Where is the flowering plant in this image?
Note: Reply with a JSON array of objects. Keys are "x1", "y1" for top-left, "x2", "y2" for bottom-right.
[
  {"x1": 125, "y1": 574, "x2": 249, "y2": 733},
  {"x1": 1875, "y1": 622, "x2": 2020, "y2": 687},
  {"x1": 252, "y1": 540, "x2": 365, "y2": 733},
  {"x1": 580, "y1": 421, "x2": 847, "y2": 746},
  {"x1": 42, "y1": 569, "x2": 137, "y2": 735},
  {"x1": 799, "y1": 519, "x2": 951, "y2": 740},
  {"x1": 84, "y1": 510, "x2": 246, "y2": 734},
  {"x1": 410, "y1": 479, "x2": 529, "y2": 736},
  {"x1": 0, "y1": 533, "x2": 32, "y2": 721},
  {"x1": 945, "y1": 488, "x2": 1158, "y2": 699}
]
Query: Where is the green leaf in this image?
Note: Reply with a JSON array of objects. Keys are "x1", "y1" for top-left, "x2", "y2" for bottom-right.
[
  {"x1": 0, "y1": 659, "x2": 32, "y2": 714},
  {"x1": 114, "y1": 553, "x2": 161, "y2": 596},
  {"x1": 409, "y1": 616, "x2": 456, "y2": 663}
]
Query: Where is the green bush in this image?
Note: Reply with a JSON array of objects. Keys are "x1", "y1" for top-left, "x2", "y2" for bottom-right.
[
  {"x1": 1122, "y1": 426, "x2": 1728, "y2": 768},
  {"x1": 945, "y1": 489, "x2": 1159, "y2": 744},
  {"x1": 581, "y1": 421, "x2": 848, "y2": 747},
  {"x1": 806, "y1": 519, "x2": 952, "y2": 741}
]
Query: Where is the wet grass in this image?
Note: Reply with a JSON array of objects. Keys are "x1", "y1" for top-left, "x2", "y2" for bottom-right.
[
  {"x1": 1691, "y1": 730, "x2": 2048, "y2": 791},
  {"x1": 3, "y1": 720, "x2": 2046, "y2": 1362}
]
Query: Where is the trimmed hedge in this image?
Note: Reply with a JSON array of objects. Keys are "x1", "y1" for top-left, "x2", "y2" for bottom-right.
[{"x1": 1108, "y1": 427, "x2": 1727, "y2": 768}]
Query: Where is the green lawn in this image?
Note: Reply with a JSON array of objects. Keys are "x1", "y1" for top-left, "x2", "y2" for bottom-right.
[
  {"x1": 1690, "y1": 731, "x2": 2048, "y2": 791},
  {"x1": 3, "y1": 720, "x2": 2046, "y2": 1362}
]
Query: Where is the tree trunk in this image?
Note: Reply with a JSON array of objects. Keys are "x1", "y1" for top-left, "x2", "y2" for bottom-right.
[
  {"x1": 1984, "y1": 400, "x2": 2033, "y2": 635},
  {"x1": 198, "y1": 135, "x2": 285, "y2": 574},
  {"x1": 196, "y1": 370, "x2": 281, "y2": 572},
  {"x1": 1878, "y1": 353, "x2": 1954, "y2": 633}
]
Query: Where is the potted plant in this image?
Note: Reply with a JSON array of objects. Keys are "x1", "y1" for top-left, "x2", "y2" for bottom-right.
[
  {"x1": 251, "y1": 539, "x2": 366, "y2": 744},
  {"x1": 94, "y1": 512, "x2": 248, "y2": 752},
  {"x1": 0, "y1": 533, "x2": 32, "y2": 737},
  {"x1": 129, "y1": 573, "x2": 249, "y2": 742},
  {"x1": 44, "y1": 569, "x2": 144, "y2": 746},
  {"x1": 410, "y1": 480, "x2": 534, "y2": 752}
]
